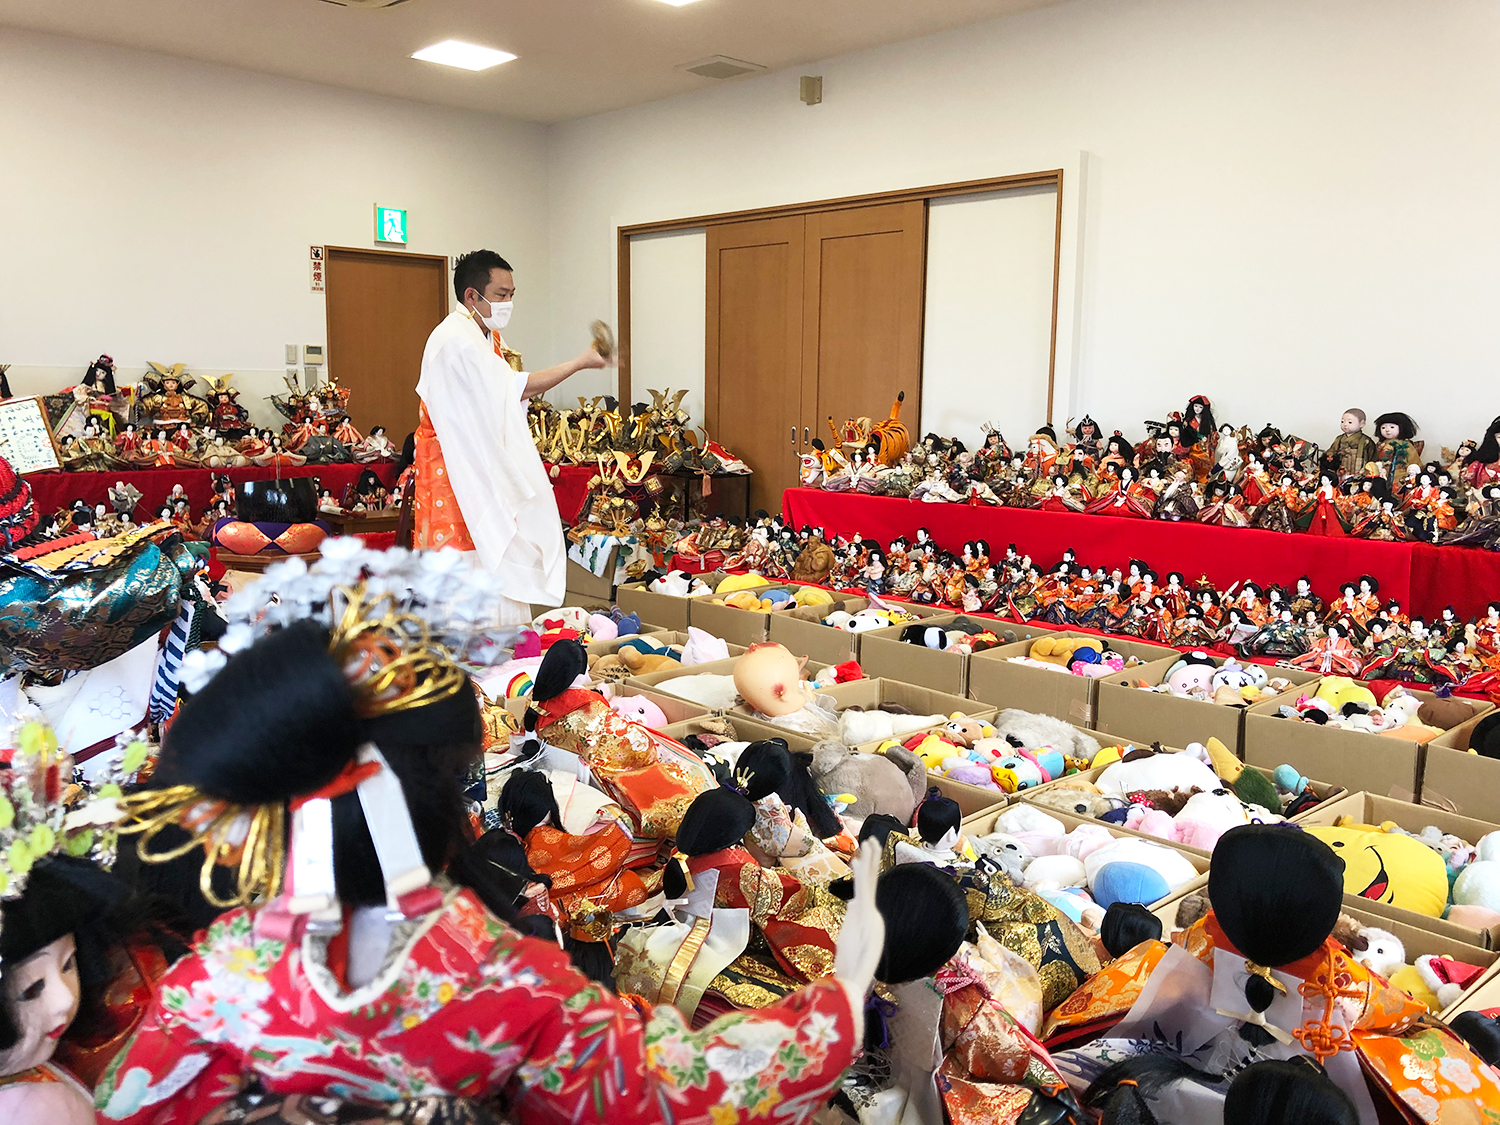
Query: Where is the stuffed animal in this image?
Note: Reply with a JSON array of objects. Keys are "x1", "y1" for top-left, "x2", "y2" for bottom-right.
[
  {"x1": 1084, "y1": 837, "x2": 1199, "y2": 908},
  {"x1": 839, "y1": 707, "x2": 948, "y2": 746},
  {"x1": 990, "y1": 708, "x2": 1102, "y2": 761},
  {"x1": 1304, "y1": 822, "x2": 1449, "y2": 916},
  {"x1": 680, "y1": 627, "x2": 730, "y2": 666},
  {"x1": 943, "y1": 713, "x2": 996, "y2": 747},
  {"x1": 1351, "y1": 925, "x2": 1407, "y2": 978},
  {"x1": 618, "y1": 648, "x2": 680, "y2": 675},
  {"x1": 1095, "y1": 747, "x2": 1223, "y2": 796},
  {"x1": 1028, "y1": 782, "x2": 1122, "y2": 821},
  {"x1": 1162, "y1": 651, "x2": 1219, "y2": 697},
  {"x1": 608, "y1": 693, "x2": 668, "y2": 729},
  {"x1": 808, "y1": 739, "x2": 925, "y2": 821},
  {"x1": 1028, "y1": 635, "x2": 1105, "y2": 669}
]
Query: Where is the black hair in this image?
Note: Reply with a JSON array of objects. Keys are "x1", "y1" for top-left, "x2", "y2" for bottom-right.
[
  {"x1": 737, "y1": 740, "x2": 842, "y2": 839},
  {"x1": 453, "y1": 249, "x2": 514, "y2": 303},
  {"x1": 858, "y1": 814, "x2": 906, "y2": 847},
  {"x1": 155, "y1": 619, "x2": 514, "y2": 925},
  {"x1": 1209, "y1": 825, "x2": 1343, "y2": 1014},
  {"x1": 1469, "y1": 417, "x2": 1500, "y2": 466},
  {"x1": 1100, "y1": 902, "x2": 1163, "y2": 959},
  {"x1": 1373, "y1": 412, "x2": 1417, "y2": 440},
  {"x1": 1224, "y1": 1058, "x2": 1357, "y2": 1125},
  {"x1": 1451, "y1": 1011, "x2": 1500, "y2": 1068},
  {"x1": 915, "y1": 788, "x2": 961, "y2": 845},
  {"x1": 872, "y1": 864, "x2": 967, "y2": 984},
  {"x1": 530, "y1": 638, "x2": 588, "y2": 707},
  {"x1": 1084, "y1": 1056, "x2": 1215, "y2": 1125},
  {"x1": 499, "y1": 770, "x2": 564, "y2": 836},
  {"x1": 0, "y1": 857, "x2": 189, "y2": 1051},
  {"x1": 394, "y1": 432, "x2": 417, "y2": 477},
  {"x1": 1185, "y1": 395, "x2": 1215, "y2": 437},
  {"x1": 663, "y1": 788, "x2": 756, "y2": 899}
]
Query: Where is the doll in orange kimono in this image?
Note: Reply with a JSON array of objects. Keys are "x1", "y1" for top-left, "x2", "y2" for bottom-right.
[
  {"x1": 1043, "y1": 825, "x2": 1500, "y2": 1124},
  {"x1": 528, "y1": 640, "x2": 714, "y2": 840}
]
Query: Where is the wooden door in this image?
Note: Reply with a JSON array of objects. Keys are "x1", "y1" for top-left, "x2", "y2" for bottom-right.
[
  {"x1": 705, "y1": 217, "x2": 805, "y2": 514},
  {"x1": 803, "y1": 202, "x2": 926, "y2": 448},
  {"x1": 325, "y1": 247, "x2": 449, "y2": 442}
]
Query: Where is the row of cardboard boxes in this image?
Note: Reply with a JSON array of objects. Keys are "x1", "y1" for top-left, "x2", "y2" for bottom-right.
[
  {"x1": 546, "y1": 591, "x2": 1500, "y2": 1017},
  {"x1": 590, "y1": 576, "x2": 1500, "y2": 822}
]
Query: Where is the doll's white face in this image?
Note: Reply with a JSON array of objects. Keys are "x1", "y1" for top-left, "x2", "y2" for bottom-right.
[
  {"x1": 1341, "y1": 412, "x2": 1363, "y2": 435},
  {"x1": 0, "y1": 935, "x2": 80, "y2": 1077},
  {"x1": 1380, "y1": 422, "x2": 1400, "y2": 439}
]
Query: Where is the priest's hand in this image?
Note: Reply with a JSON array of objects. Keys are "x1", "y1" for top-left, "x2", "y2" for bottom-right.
[{"x1": 575, "y1": 345, "x2": 612, "y2": 370}]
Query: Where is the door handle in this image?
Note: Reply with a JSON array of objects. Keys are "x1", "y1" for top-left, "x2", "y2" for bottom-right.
[
  {"x1": 804, "y1": 426, "x2": 810, "y2": 444},
  {"x1": 791, "y1": 425, "x2": 797, "y2": 448}
]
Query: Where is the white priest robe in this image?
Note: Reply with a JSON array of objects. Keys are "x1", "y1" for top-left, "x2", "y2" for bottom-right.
[{"x1": 415, "y1": 309, "x2": 564, "y2": 622}]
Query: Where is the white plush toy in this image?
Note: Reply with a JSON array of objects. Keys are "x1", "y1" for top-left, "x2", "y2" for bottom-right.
[
  {"x1": 648, "y1": 570, "x2": 712, "y2": 597},
  {"x1": 975, "y1": 831, "x2": 1033, "y2": 881},
  {"x1": 680, "y1": 626, "x2": 730, "y2": 666},
  {"x1": 1453, "y1": 831, "x2": 1500, "y2": 912},
  {"x1": 1095, "y1": 751, "x2": 1222, "y2": 796},
  {"x1": 1022, "y1": 854, "x2": 1088, "y2": 893},
  {"x1": 990, "y1": 708, "x2": 1101, "y2": 761},
  {"x1": 1353, "y1": 927, "x2": 1406, "y2": 978},
  {"x1": 995, "y1": 804, "x2": 1068, "y2": 857},
  {"x1": 838, "y1": 709, "x2": 947, "y2": 746}
]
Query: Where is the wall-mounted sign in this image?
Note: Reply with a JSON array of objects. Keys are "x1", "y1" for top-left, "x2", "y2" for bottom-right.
[
  {"x1": 310, "y1": 245, "x2": 325, "y2": 292},
  {"x1": 375, "y1": 206, "x2": 408, "y2": 245}
]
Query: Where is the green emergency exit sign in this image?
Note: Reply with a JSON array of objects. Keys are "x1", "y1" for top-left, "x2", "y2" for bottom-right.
[{"x1": 375, "y1": 205, "x2": 408, "y2": 245}]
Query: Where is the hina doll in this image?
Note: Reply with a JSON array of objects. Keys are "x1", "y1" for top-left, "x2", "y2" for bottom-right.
[
  {"x1": 1196, "y1": 479, "x2": 1250, "y2": 527},
  {"x1": 1152, "y1": 469, "x2": 1199, "y2": 522},
  {"x1": 1473, "y1": 602, "x2": 1500, "y2": 658},
  {"x1": 1373, "y1": 411, "x2": 1423, "y2": 481},
  {"x1": 1098, "y1": 432, "x2": 1133, "y2": 478},
  {"x1": 299, "y1": 423, "x2": 354, "y2": 464},
  {"x1": 1404, "y1": 476, "x2": 1458, "y2": 542},
  {"x1": 251, "y1": 435, "x2": 307, "y2": 468},
  {"x1": 1289, "y1": 621, "x2": 1364, "y2": 677},
  {"x1": 141, "y1": 429, "x2": 180, "y2": 467},
  {"x1": 1069, "y1": 415, "x2": 1104, "y2": 462},
  {"x1": 1085, "y1": 464, "x2": 1152, "y2": 518},
  {"x1": 1237, "y1": 453, "x2": 1274, "y2": 508},
  {"x1": 1044, "y1": 826, "x2": 1496, "y2": 1124},
  {"x1": 1021, "y1": 429, "x2": 1061, "y2": 483},
  {"x1": 863, "y1": 548, "x2": 889, "y2": 596},
  {"x1": 1238, "y1": 607, "x2": 1312, "y2": 660},
  {"x1": 1447, "y1": 483, "x2": 1500, "y2": 548},
  {"x1": 1039, "y1": 472, "x2": 1088, "y2": 513},
  {"x1": 724, "y1": 524, "x2": 773, "y2": 572},
  {"x1": 101, "y1": 599, "x2": 874, "y2": 1125},
  {"x1": 1213, "y1": 423, "x2": 1244, "y2": 480},
  {"x1": 196, "y1": 427, "x2": 250, "y2": 468},
  {"x1": 1171, "y1": 605, "x2": 1220, "y2": 649},
  {"x1": 1288, "y1": 576, "x2": 1325, "y2": 619},
  {"x1": 1250, "y1": 472, "x2": 1301, "y2": 533},
  {"x1": 353, "y1": 424, "x2": 399, "y2": 463},
  {"x1": 738, "y1": 741, "x2": 851, "y2": 884},
  {"x1": 1350, "y1": 498, "x2": 1409, "y2": 541},
  {"x1": 1301, "y1": 473, "x2": 1348, "y2": 536},
  {"x1": 528, "y1": 641, "x2": 714, "y2": 840}
]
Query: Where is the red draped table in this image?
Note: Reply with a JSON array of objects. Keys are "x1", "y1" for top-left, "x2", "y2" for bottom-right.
[
  {"x1": 25, "y1": 464, "x2": 399, "y2": 519},
  {"x1": 543, "y1": 463, "x2": 596, "y2": 524},
  {"x1": 782, "y1": 488, "x2": 1500, "y2": 620}
]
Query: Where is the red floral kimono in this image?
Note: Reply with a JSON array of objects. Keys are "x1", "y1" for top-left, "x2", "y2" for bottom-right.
[
  {"x1": 96, "y1": 887, "x2": 857, "y2": 1125},
  {"x1": 524, "y1": 818, "x2": 653, "y2": 939}
]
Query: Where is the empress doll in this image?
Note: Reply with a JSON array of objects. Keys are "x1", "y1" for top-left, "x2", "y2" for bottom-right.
[
  {"x1": 1289, "y1": 621, "x2": 1364, "y2": 676},
  {"x1": 1447, "y1": 484, "x2": 1500, "y2": 549},
  {"x1": 1084, "y1": 464, "x2": 1152, "y2": 518},
  {"x1": 1196, "y1": 479, "x2": 1251, "y2": 527},
  {"x1": 1350, "y1": 498, "x2": 1409, "y2": 541},
  {"x1": 1301, "y1": 473, "x2": 1348, "y2": 536}
]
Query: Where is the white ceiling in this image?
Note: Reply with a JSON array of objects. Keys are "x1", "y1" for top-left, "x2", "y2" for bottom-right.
[{"x1": 0, "y1": 0, "x2": 1061, "y2": 124}]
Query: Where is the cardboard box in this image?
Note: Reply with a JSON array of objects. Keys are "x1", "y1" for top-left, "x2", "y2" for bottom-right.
[
  {"x1": 1095, "y1": 656, "x2": 1318, "y2": 757},
  {"x1": 1340, "y1": 904, "x2": 1498, "y2": 1018},
  {"x1": 1446, "y1": 958, "x2": 1500, "y2": 1018},
  {"x1": 686, "y1": 595, "x2": 782, "y2": 648},
  {"x1": 814, "y1": 678, "x2": 992, "y2": 726},
  {"x1": 1243, "y1": 687, "x2": 1491, "y2": 800},
  {"x1": 962, "y1": 804, "x2": 1209, "y2": 909},
  {"x1": 766, "y1": 600, "x2": 868, "y2": 667},
  {"x1": 1418, "y1": 709, "x2": 1500, "y2": 822},
  {"x1": 627, "y1": 656, "x2": 831, "y2": 709},
  {"x1": 931, "y1": 775, "x2": 1008, "y2": 820},
  {"x1": 614, "y1": 571, "x2": 727, "y2": 631},
  {"x1": 1296, "y1": 792, "x2": 1499, "y2": 948},
  {"x1": 858, "y1": 616, "x2": 1056, "y2": 697},
  {"x1": 565, "y1": 558, "x2": 615, "y2": 601},
  {"x1": 660, "y1": 715, "x2": 816, "y2": 753},
  {"x1": 1019, "y1": 757, "x2": 1346, "y2": 857},
  {"x1": 968, "y1": 634, "x2": 1179, "y2": 729}
]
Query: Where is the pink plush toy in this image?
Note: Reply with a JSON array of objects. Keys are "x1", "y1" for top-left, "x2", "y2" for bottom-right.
[
  {"x1": 1124, "y1": 806, "x2": 1177, "y2": 840},
  {"x1": 1071, "y1": 653, "x2": 1125, "y2": 678},
  {"x1": 609, "y1": 694, "x2": 668, "y2": 729}
]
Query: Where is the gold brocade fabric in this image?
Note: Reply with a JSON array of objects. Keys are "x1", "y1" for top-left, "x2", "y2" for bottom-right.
[
  {"x1": 1041, "y1": 940, "x2": 1168, "y2": 1043},
  {"x1": 735, "y1": 862, "x2": 842, "y2": 981},
  {"x1": 706, "y1": 954, "x2": 801, "y2": 1010}
]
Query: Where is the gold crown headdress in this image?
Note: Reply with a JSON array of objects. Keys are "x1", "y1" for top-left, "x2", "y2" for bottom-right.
[{"x1": 113, "y1": 583, "x2": 465, "y2": 912}]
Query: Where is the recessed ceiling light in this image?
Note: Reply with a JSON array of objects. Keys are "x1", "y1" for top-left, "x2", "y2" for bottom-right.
[
  {"x1": 653, "y1": 0, "x2": 707, "y2": 6},
  {"x1": 411, "y1": 40, "x2": 517, "y2": 71}
]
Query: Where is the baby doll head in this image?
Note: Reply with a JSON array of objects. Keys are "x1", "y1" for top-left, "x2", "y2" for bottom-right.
[
  {"x1": 1340, "y1": 408, "x2": 1366, "y2": 434},
  {"x1": 1374, "y1": 412, "x2": 1417, "y2": 441},
  {"x1": 734, "y1": 643, "x2": 811, "y2": 717}
]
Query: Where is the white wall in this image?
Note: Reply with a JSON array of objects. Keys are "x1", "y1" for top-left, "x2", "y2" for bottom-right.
[
  {"x1": 627, "y1": 229, "x2": 707, "y2": 426},
  {"x1": 0, "y1": 27, "x2": 553, "y2": 432},
  {"x1": 546, "y1": 0, "x2": 1500, "y2": 456}
]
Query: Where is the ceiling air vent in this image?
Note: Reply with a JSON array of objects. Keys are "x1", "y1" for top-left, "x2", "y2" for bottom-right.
[
  {"x1": 677, "y1": 55, "x2": 768, "y2": 80},
  {"x1": 319, "y1": 0, "x2": 415, "y2": 8}
]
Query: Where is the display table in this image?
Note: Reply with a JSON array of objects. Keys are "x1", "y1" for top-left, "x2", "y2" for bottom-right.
[
  {"x1": 24, "y1": 463, "x2": 399, "y2": 519},
  {"x1": 782, "y1": 488, "x2": 1500, "y2": 620}
]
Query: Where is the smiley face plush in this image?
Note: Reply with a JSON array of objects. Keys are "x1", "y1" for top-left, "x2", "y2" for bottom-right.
[{"x1": 1304, "y1": 824, "x2": 1448, "y2": 917}]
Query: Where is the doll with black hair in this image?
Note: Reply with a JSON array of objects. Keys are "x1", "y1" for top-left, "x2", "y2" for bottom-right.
[
  {"x1": 100, "y1": 599, "x2": 886, "y2": 1125},
  {"x1": 1445, "y1": 483, "x2": 1500, "y2": 550},
  {"x1": 1462, "y1": 416, "x2": 1500, "y2": 490},
  {"x1": 738, "y1": 740, "x2": 852, "y2": 884},
  {"x1": 1046, "y1": 825, "x2": 1500, "y2": 1122},
  {"x1": 1373, "y1": 411, "x2": 1422, "y2": 482}
]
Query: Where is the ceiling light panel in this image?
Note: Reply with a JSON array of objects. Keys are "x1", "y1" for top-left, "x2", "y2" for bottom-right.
[
  {"x1": 653, "y1": 0, "x2": 707, "y2": 6},
  {"x1": 411, "y1": 40, "x2": 517, "y2": 71}
]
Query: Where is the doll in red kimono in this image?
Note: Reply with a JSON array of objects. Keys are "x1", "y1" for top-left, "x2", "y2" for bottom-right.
[{"x1": 100, "y1": 599, "x2": 886, "y2": 1125}]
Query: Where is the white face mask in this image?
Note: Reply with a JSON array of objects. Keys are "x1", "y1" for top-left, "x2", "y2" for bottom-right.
[
  {"x1": 0, "y1": 934, "x2": 80, "y2": 1076},
  {"x1": 478, "y1": 296, "x2": 512, "y2": 331}
]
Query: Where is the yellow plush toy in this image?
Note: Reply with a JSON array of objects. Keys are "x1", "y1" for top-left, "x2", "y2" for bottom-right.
[
  {"x1": 1304, "y1": 822, "x2": 1449, "y2": 917},
  {"x1": 1090, "y1": 744, "x2": 1125, "y2": 767},
  {"x1": 794, "y1": 586, "x2": 834, "y2": 607},
  {"x1": 721, "y1": 590, "x2": 766, "y2": 611},
  {"x1": 717, "y1": 573, "x2": 771, "y2": 595},
  {"x1": 619, "y1": 648, "x2": 680, "y2": 675},
  {"x1": 1029, "y1": 636, "x2": 1104, "y2": 667},
  {"x1": 1316, "y1": 676, "x2": 1379, "y2": 713}
]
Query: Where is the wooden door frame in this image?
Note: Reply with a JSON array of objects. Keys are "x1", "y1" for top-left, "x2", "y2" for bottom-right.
[
  {"x1": 323, "y1": 245, "x2": 452, "y2": 354},
  {"x1": 615, "y1": 168, "x2": 1067, "y2": 420}
]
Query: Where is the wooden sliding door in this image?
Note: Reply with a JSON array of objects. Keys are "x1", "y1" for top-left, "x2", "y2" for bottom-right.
[
  {"x1": 705, "y1": 201, "x2": 926, "y2": 513},
  {"x1": 705, "y1": 217, "x2": 806, "y2": 513},
  {"x1": 804, "y1": 202, "x2": 926, "y2": 449}
]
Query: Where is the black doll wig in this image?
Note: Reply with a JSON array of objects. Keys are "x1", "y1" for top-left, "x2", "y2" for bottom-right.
[
  {"x1": 1099, "y1": 902, "x2": 1162, "y2": 959},
  {"x1": 156, "y1": 619, "x2": 508, "y2": 923},
  {"x1": 1451, "y1": 1011, "x2": 1500, "y2": 1068},
  {"x1": 737, "y1": 740, "x2": 843, "y2": 840},
  {"x1": 1373, "y1": 412, "x2": 1417, "y2": 440},
  {"x1": 499, "y1": 770, "x2": 565, "y2": 837},
  {"x1": 1184, "y1": 394, "x2": 1215, "y2": 439},
  {"x1": 1210, "y1": 825, "x2": 1344, "y2": 1016},
  {"x1": 915, "y1": 788, "x2": 961, "y2": 845},
  {"x1": 857, "y1": 814, "x2": 907, "y2": 847},
  {"x1": 872, "y1": 863, "x2": 967, "y2": 984},
  {"x1": 1224, "y1": 1059, "x2": 1356, "y2": 1125},
  {"x1": 663, "y1": 788, "x2": 757, "y2": 899},
  {"x1": 1468, "y1": 417, "x2": 1500, "y2": 466}
]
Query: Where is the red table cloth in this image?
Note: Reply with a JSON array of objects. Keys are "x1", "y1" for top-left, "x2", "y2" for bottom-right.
[
  {"x1": 25, "y1": 463, "x2": 399, "y2": 520},
  {"x1": 782, "y1": 488, "x2": 1500, "y2": 621},
  {"x1": 543, "y1": 463, "x2": 595, "y2": 524}
]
